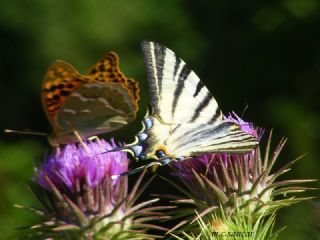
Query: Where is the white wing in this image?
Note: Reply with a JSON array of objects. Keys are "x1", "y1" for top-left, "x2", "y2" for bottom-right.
[
  {"x1": 137, "y1": 41, "x2": 258, "y2": 159},
  {"x1": 164, "y1": 122, "x2": 258, "y2": 157},
  {"x1": 141, "y1": 41, "x2": 222, "y2": 125}
]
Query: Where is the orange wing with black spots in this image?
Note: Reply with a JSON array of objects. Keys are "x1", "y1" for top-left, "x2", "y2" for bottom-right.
[
  {"x1": 41, "y1": 61, "x2": 92, "y2": 124},
  {"x1": 88, "y1": 52, "x2": 127, "y2": 85},
  {"x1": 87, "y1": 52, "x2": 140, "y2": 111},
  {"x1": 126, "y1": 78, "x2": 140, "y2": 112}
]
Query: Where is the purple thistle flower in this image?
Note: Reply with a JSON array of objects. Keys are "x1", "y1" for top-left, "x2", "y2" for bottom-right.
[
  {"x1": 225, "y1": 111, "x2": 262, "y2": 139},
  {"x1": 167, "y1": 114, "x2": 315, "y2": 233},
  {"x1": 20, "y1": 139, "x2": 169, "y2": 239},
  {"x1": 35, "y1": 139, "x2": 128, "y2": 193},
  {"x1": 172, "y1": 150, "x2": 264, "y2": 208},
  {"x1": 172, "y1": 114, "x2": 260, "y2": 192}
]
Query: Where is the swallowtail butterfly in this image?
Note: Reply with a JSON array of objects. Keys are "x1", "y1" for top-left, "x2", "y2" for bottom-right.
[{"x1": 112, "y1": 41, "x2": 258, "y2": 176}]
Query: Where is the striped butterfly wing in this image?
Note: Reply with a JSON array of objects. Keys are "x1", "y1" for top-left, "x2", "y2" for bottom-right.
[
  {"x1": 165, "y1": 123, "x2": 258, "y2": 158},
  {"x1": 141, "y1": 41, "x2": 220, "y2": 124},
  {"x1": 139, "y1": 41, "x2": 258, "y2": 159}
]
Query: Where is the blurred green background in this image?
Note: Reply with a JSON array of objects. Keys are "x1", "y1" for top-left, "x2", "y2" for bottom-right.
[{"x1": 0, "y1": 1, "x2": 319, "y2": 239}]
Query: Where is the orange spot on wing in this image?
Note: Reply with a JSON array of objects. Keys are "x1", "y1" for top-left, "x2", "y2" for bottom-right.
[{"x1": 87, "y1": 52, "x2": 140, "y2": 112}]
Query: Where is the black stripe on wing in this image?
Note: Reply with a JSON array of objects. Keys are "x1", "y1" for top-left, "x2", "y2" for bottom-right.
[
  {"x1": 207, "y1": 107, "x2": 222, "y2": 124},
  {"x1": 173, "y1": 54, "x2": 181, "y2": 79},
  {"x1": 171, "y1": 64, "x2": 191, "y2": 118},
  {"x1": 141, "y1": 41, "x2": 161, "y2": 113},
  {"x1": 193, "y1": 80, "x2": 204, "y2": 97},
  {"x1": 173, "y1": 122, "x2": 258, "y2": 152},
  {"x1": 154, "y1": 43, "x2": 166, "y2": 98},
  {"x1": 190, "y1": 92, "x2": 212, "y2": 122}
]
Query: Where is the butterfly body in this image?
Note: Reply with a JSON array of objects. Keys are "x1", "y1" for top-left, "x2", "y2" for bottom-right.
[
  {"x1": 118, "y1": 41, "x2": 258, "y2": 174},
  {"x1": 42, "y1": 52, "x2": 139, "y2": 146}
]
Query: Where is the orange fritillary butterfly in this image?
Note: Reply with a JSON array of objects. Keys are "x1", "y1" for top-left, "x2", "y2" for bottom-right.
[{"x1": 42, "y1": 52, "x2": 139, "y2": 146}]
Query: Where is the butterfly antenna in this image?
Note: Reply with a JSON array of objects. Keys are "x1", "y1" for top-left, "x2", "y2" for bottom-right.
[
  {"x1": 100, "y1": 145, "x2": 127, "y2": 154},
  {"x1": 4, "y1": 129, "x2": 48, "y2": 137},
  {"x1": 111, "y1": 161, "x2": 164, "y2": 180},
  {"x1": 241, "y1": 103, "x2": 249, "y2": 118}
]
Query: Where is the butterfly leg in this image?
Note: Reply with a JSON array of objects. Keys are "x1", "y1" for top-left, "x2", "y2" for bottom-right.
[
  {"x1": 88, "y1": 135, "x2": 99, "y2": 141},
  {"x1": 72, "y1": 130, "x2": 90, "y2": 154},
  {"x1": 54, "y1": 146, "x2": 61, "y2": 155}
]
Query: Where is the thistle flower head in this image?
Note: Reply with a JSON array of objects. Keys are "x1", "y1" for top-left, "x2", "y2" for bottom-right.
[
  {"x1": 36, "y1": 139, "x2": 128, "y2": 193},
  {"x1": 20, "y1": 139, "x2": 167, "y2": 239},
  {"x1": 225, "y1": 112, "x2": 261, "y2": 139},
  {"x1": 168, "y1": 114, "x2": 315, "y2": 234},
  {"x1": 172, "y1": 148, "x2": 271, "y2": 213}
]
